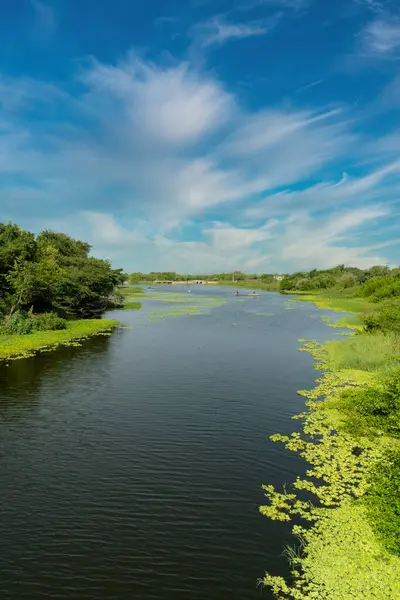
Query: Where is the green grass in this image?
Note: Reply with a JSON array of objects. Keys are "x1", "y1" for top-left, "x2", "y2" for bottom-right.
[
  {"x1": 119, "y1": 286, "x2": 144, "y2": 297},
  {"x1": 292, "y1": 290, "x2": 372, "y2": 315},
  {"x1": 0, "y1": 319, "x2": 119, "y2": 361},
  {"x1": 121, "y1": 301, "x2": 142, "y2": 310},
  {"x1": 325, "y1": 332, "x2": 400, "y2": 373},
  {"x1": 331, "y1": 315, "x2": 363, "y2": 331}
]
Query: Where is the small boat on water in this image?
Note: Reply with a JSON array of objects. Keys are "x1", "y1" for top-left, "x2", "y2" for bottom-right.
[{"x1": 234, "y1": 292, "x2": 260, "y2": 297}]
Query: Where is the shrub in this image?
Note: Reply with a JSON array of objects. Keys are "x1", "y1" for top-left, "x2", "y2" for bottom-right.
[
  {"x1": 337, "y1": 367, "x2": 400, "y2": 437},
  {"x1": 34, "y1": 312, "x2": 67, "y2": 331},
  {"x1": 370, "y1": 279, "x2": 400, "y2": 302},
  {"x1": 358, "y1": 276, "x2": 390, "y2": 298},
  {"x1": 280, "y1": 277, "x2": 296, "y2": 291},
  {"x1": 363, "y1": 299, "x2": 400, "y2": 334},
  {"x1": 337, "y1": 273, "x2": 359, "y2": 289},
  {"x1": 313, "y1": 275, "x2": 337, "y2": 289},
  {"x1": 365, "y1": 452, "x2": 400, "y2": 556},
  {"x1": 359, "y1": 276, "x2": 400, "y2": 302},
  {"x1": 295, "y1": 278, "x2": 315, "y2": 291},
  {"x1": 0, "y1": 310, "x2": 37, "y2": 335}
]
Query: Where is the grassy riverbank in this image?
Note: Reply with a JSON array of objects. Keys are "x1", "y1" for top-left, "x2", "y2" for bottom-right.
[
  {"x1": 260, "y1": 292, "x2": 400, "y2": 598},
  {"x1": 287, "y1": 288, "x2": 372, "y2": 313},
  {"x1": 0, "y1": 319, "x2": 119, "y2": 361}
]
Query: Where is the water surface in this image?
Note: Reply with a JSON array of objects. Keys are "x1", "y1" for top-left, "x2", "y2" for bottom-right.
[{"x1": 0, "y1": 287, "x2": 345, "y2": 600}]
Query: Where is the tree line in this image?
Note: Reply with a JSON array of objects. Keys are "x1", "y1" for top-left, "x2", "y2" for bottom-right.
[
  {"x1": 128, "y1": 271, "x2": 281, "y2": 283},
  {"x1": 279, "y1": 264, "x2": 400, "y2": 297}
]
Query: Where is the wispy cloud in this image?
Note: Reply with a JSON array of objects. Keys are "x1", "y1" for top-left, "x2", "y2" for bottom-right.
[
  {"x1": 296, "y1": 79, "x2": 325, "y2": 93},
  {"x1": 1, "y1": 50, "x2": 399, "y2": 271},
  {"x1": 191, "y1": 15, "x2": 278, "y2": 46},
  {"x1": 31, "y1": 0, "x2": 57, "y2": 36},
  {"x1": 276, "y1": 206, "x2": 391, "y2": 270},
  {"x1": 246, "y1": 161, "x2": 400, "y2": 218},
  {"x1": 361, "y1": 14, "x2": 400, "y2": 55}
]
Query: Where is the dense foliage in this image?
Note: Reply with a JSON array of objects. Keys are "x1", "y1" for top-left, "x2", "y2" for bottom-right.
[
  {"x1": 0, "y1": 310, "x2": 67, "y2": 335},
  {"x1": 279, "y1": 264, "x2": 399, "y2": 295},
  {"x1": 337, "y1": 367, "x2": 400, "y2": 438},
  {"x1": 365, "y1": 452, "x2": 400, "y2": 556},
  {"x1": 362, "y1": 298, "x2": 400, "y2": 333},
  {"x1": 0, "y1": 223, "x2": 125, "y2": 322}
]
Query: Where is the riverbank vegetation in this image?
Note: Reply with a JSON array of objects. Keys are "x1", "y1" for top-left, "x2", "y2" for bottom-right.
[
  {"x1": 0, "y1": 319, "x2": 119, "y2": 361},
  {"x1": 259, "y1": 264, "x2": 400, "y2": 599},
  {"x1": 0, "y1": 222, "x2": 125, "y2": 360}
]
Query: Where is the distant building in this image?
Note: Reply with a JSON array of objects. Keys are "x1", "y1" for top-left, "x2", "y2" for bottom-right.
[{"x1": 273, "y1": 275, "x2": 284, "y2": 281}]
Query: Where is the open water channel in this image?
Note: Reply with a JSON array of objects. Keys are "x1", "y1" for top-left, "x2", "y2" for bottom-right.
[{"x1": 0, "y1": 286, "x2": 347, "y2": 600}]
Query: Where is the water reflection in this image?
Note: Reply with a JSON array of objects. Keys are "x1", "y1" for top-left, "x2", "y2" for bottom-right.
[{"x1": 0, "y1": 335, "x2": 111, "y2": 420}]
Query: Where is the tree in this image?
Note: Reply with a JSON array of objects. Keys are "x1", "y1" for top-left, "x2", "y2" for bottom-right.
[
  {"x1": 36, "y1": 230, "x2": 90, "y2": 259},
  {"x1": 260, "y1": 274, "x2": 275, "y2": 283},
  {"x1": 0, "y1": 223, "x2": 125, "y2": 319},
  {"x1": 7, "y1": 246, "x2": 64, "y2": 314}
]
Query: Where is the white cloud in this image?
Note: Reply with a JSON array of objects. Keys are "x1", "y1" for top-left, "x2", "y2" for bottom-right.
[
  {"x1": 43, "y1": 206, "x2": 392, "y2": 273},
  {"x1": 1, "y1": 53, "x2": 358, "y2": 228},
  {"x1": 222, "y1": 107, "x2": 344, "y2": 155},
  {"x1": 0, "y1": 51, "x2": 399, "y2": 272},
  {"x1": 0, "y1": 75, "x2": 66, "y2": 111},
  {"x1": 246, "y1": 161, "x2": 400, "y2": 218},
  {"x1": 276, "y1": 205, "x2": 391, "y2": 270},
  {"x1": 220, "y1": 107, "x2": 353, "y2": 190},
  {"x1": 42, "y1": 211, "x2": 276, "y2": 272},
  {"x1": 361, "y1": 15, "x2": 400, "y2": 55},
  {"x1": 204, "y1": 220, "x2": 275, "y2": 249},
  {"x1": 83, "y1": 55, "x2": 234, "y2": 145}
]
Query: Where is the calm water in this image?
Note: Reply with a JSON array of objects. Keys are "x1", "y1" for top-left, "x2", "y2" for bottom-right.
[{"x1": 0, "y1": 287, "x2": 345, "y2": 600}]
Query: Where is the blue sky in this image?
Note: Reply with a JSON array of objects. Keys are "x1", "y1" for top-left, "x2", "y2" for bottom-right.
[{"x1": 1, "y1": 0, "x2": 399, "y2": 273}]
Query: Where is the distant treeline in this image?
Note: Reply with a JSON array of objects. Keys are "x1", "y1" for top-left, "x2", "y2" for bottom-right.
[
  {"x1": 0, "y1": 222, "x2": 125, "y2": 320},
  {"x1": 128, "y1": 265, "x2": 400, "y2": 299},
  {"x1": 280, "y1": 264, "x2": 400, "y2": 300},
  {"x1": 128, "y1": 271, "x2": 281, "y2": 283}
]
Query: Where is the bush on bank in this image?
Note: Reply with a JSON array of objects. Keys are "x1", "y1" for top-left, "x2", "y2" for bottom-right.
[
  {"x1": 362, "y1": 298, "x2": 400, "y2": 334},
  {"x1": 0, "y1": 310, "x2": 67, "y2": 335},
  {"x1": 336, "y1": 367, "x2": 400, "y2": 438}
]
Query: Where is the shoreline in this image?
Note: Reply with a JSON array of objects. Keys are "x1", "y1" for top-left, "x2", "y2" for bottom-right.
[
  {"x1": 260, "y1": 299, "x2": 400, "y2": 598},
  {"x1": 0, "y1": 319, "x2": 119, "y2": 362}
]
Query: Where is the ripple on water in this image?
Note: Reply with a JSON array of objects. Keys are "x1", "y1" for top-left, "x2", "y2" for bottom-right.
[{"x1": 0, "y1": 287, "x2": 342, "y2": 600}]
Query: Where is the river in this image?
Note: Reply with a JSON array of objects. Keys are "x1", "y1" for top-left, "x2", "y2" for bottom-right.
[{"x1": 0, "y1": 287, "x2": 346, "y2": 600}]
